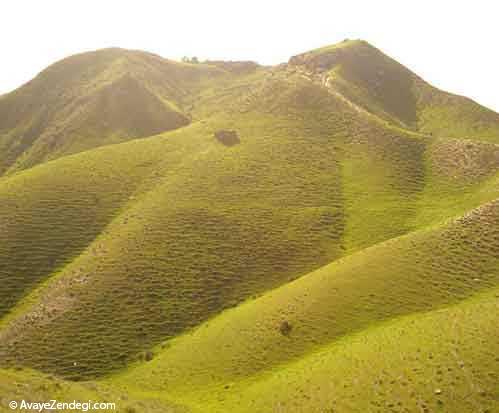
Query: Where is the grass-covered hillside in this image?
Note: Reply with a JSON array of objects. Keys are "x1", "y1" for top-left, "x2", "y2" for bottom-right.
[
  {"x1": 0, "y1": 48, "x2": 245, "y2": 175},
  {"x1": 290, "y1": 40, "x2": 499, "y2": 142},
  {"x1": 0, "y1": 40, "x2": 498, "y2": 412}
]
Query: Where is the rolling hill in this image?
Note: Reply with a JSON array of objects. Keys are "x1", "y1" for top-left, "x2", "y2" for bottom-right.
[
  {"x1": 0, "y1": 48, "x2": 243, "y2": 175},
  {"x1": 0, "y1": 40, "x2": 498, "y2": 413},
  {"x1": 289, "y1": 40, "x2": 499, "y2": 142}
]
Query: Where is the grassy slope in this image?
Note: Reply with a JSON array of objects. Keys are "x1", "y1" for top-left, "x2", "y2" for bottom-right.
[
  {"x1": 0, "y1": 69, "x2": 499, "y2": 378},
  {"x1": 114, "y1": 197, "x2": 499, "y2": 394},
  {"x1": 0, "y1": 75, "x2": 350, "y2": 379},
  {"x1": 3, "y1": 289, "x2": 497, "y2": 413},
  {"x1": 202, "y1": 289, "x2": 499, "y2": 413},
  {"x1": 0, "y1": 130, "x2": 201, "y2": 319},
  {"x1": 289, "y1": 40, "x2": 499, "y2": 143},
  {"x1": 1, "y1": 85, "x2": 498, "y2": 380},
  {"x1": 0, "y1": 368, "x2": 186, "y2": 413},
  {"x1": 0, "y1": 48, "x2": 228, "y2": 175}
]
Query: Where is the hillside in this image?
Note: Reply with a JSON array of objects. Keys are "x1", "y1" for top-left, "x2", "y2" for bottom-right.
[
  {"x1": 180, "y1": 288, "x2": 499, "y2": 413},
  {"x1": 289, "y1": 40, "x2": 499, "y2": 142},
  {"x1": 0, "y1": 40, "x2": 498, "y2": 413},
  {"x1": 0, "y1": 48, "x2": 233, "y2": 174}
]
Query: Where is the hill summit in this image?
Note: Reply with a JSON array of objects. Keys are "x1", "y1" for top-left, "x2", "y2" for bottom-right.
[
  {"x1": 289, "y1": 39, "x2": 499, "y2": 133},
  {"x1": 0, "y1": 48, "x2": 225, "y2": 174},
  {"x1": 1, "y1": 40, "x2": 499, "y2": 176}
]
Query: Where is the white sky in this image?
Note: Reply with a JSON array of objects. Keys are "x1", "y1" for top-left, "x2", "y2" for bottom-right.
[{"x1": 1, "y1": 1, "x2": 498, "y2": 112}]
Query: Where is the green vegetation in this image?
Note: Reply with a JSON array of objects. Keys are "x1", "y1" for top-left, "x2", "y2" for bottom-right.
[
  {"x1": 0, "y1": 39, "x2": 498, "y2": 412},
  {"x1": 0, "y1": 368, "x2": 185, "y2": 413},
  {"x1": 194, "y1": 288, "x2": 499, "y2": 413},
  {"x1": 114, "y1": 198, "x2": 499, "y2": 393},
  {"x1": 290, "y1": 40, "x2": 499, "y2": 141},
  {"x1": 0, "y1": 48, "x2": 231, "y2": 175}
]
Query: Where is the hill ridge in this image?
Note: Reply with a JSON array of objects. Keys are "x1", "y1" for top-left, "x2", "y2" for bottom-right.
[{"x1": 2, "y1": 39, "x2": 499, "y2": 177}]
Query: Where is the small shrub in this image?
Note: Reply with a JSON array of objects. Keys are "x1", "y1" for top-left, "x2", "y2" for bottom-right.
[
  {"x1": 143, "y1": 350, "x2": 154, "y2": 362},
  {"x1": 279, "y1": 320, "x2": 292, "y2": 336},
  {"x1": 214, "y1": 130, "x2": 240, "y2": 146}
]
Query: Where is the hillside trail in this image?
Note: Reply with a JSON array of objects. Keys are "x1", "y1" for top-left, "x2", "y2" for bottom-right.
[
  {"x1": 294, "y1": 67, "x2": 377, "y2": 118},
  {"x1": 294, "y1": 67, "x2": 434, "y2": 141}
]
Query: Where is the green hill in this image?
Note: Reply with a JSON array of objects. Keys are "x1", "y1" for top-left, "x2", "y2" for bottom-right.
[
  {"x1": 0, "y1": 48, "x2": 233, "y2": 174},
  {"x1": 185, "y1": 288, "x2": 499, "y2": 413},
  {"x1": 0, "y1": 40, "x2": 498, "y2": 412},
  {"x1": 290, "y1": 40, "x2": 499, "y2": 142}
]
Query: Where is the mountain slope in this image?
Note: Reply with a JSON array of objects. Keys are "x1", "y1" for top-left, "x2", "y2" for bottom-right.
[
  {"x1": 0, "y1": 75, "x2": 498, "y2": 379},
  {"x1": 114, "y1": 197, "x2": 499, "y2": 395},
  {"x1": 0, "y1": 48, "x2": 229, "y2": 174},
  {"x1": 0, "y1": 368, "x2": 186, "y2": 413},
  {"x1": 289, "y1": 40, "x2": 499, "y2": 142},
  {"x1": 199, "y1": 289, "x2": 499, "y2": 413}
]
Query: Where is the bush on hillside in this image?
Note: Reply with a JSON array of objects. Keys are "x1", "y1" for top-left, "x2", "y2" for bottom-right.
[
  {"x1": 141, "y1": 350, "x2": 154, "y2": 362},
  {"x1": 279, "y1": 320, "x2": 292, "y2": 336},
  {"x1": 214, "y1": 130, "x2": 240, "y2": 146}
]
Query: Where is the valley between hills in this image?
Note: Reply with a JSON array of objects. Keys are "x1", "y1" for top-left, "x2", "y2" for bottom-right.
[{"x1": 0, "y1": 40, "x2": 498, "y2": 412}]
